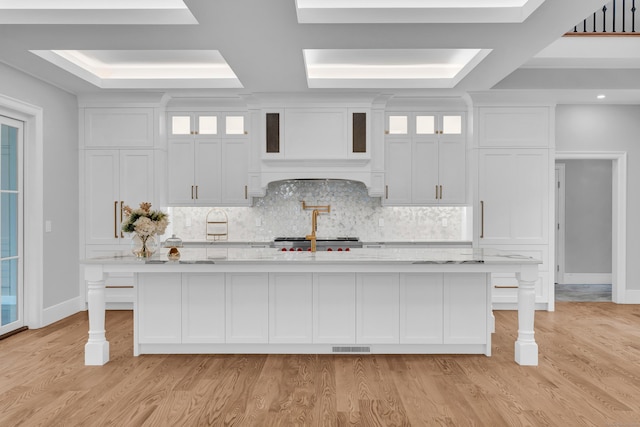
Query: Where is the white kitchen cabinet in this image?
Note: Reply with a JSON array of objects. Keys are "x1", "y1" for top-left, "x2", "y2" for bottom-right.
[
  {"x1": 444, "y1": 274, "x2": 488, "y2": 344},
  {"x1": 474, "y1": 105, "x2": 553, "y2": 310},
  {"x1": 477, "y1": 107, "x2": 549, "y2": 148},
  {"x1": 399, "y1": 274, "x2": 443, "y2": 344},
  {"x1": 356, "y1": 273, "x2": 399, "y2": 344},
  {"x1": 262, "y1": 108, "x2": 369, "y2": 159},
  {"x1": 167, "y1": 110, "x2": 249, "y2": 206},
  {"x1": 313, "y1": 273, "x2": 356, "y2": 344},
  {"x1": 168, "y1": 139, "x2": 221, "y2": 205},
  {"x1": 384, "y1": 139, "x2": 412, "y2": 204},
  {"x1": 182, "y1": 273, "x2": 225, "y2": 344},
  {"x1": 83, "y1": 107, "x2": 154, "y2": 148},
  {"x1": 225, "y1": 273, "x2": 269, "y2": 343},
  {"x1": 478, "y1": 149, "x2": 549, "y2": 244},
  {"x1": 138, "y1": 273, "x2": 182, "y2": 344},
  {"x1": 124, "y1": 270, "x2": 500, "y2": 357},
  {"x1": 167, "y1": 138, "x2": 249, "y2": 206},
  {"x1": 384, "y1": 112, "x2": 466, "y2": 205},
  {"x1": 221, "y1": 139, "x2": 250, "y2": 204},
  {"x1": 169, "y1": 112, "x2": 248, "y2": 139},
  {"x1": 269, "y1": 273, "x2": 313, "y2": 343},
  {"x1": 84, "y1": 149, "x2": 154, "y2": 245}
]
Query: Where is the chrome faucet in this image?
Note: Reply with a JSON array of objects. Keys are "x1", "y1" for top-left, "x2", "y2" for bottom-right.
[{"x1": 302, "y1": 201, "x2": 331, "y2": 252}]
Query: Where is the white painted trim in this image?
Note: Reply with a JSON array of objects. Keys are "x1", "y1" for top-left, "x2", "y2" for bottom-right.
[
  {"x1": 42, "y1": 296, "x2": 84, "y2": 327},
  {"x1": 562, "y1": 273, "x2": 612, "y2": 285},
  {"x1": 0, "y1": 94, "x2": 45, "y2": 328},
  {"x1": 554, "y1": 163, "x2": 565, "y2": 284},
  {"x1": 625, "y1": 290, "x2": 640, "y2": 304},
  {"x1": 555, "y1": 151, "x2": 627, "y2": 304}
]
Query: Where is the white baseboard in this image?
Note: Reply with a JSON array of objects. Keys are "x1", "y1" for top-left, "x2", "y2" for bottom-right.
[
  {"x1": 42, "y1": 296, "x2": 84, "y2": 327},
  {"x1": 561, "y1": 273, "x2": 612, "y2": 285},
  {"x1": 624, "y1": 290, "x2": 640, "y2": 304}
]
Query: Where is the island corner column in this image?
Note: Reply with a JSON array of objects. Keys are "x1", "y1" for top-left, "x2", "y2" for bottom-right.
[
  {"x1": 514, "y1": 264, "x2": 539, "y2": 366},
  {"x1": 84, "y1": 265, "x2": 110, "y2": 365}
]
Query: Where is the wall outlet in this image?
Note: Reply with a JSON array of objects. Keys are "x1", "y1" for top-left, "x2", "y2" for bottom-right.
[
  {"x1": 255, "y1": 218, "x2": 262, "y2": 227},
  {"x1": 45, "y1": 220, "x2": 52, "y2": 233},
  {"x1": 442, "y1": 218, "x2": 448, "y2": 227},
  {"x1": 186, "y1": 217, "x2": 192, "y2": 227},
  {"x1": 378, "y1": 218, "x2": 384, "y2": 227}
]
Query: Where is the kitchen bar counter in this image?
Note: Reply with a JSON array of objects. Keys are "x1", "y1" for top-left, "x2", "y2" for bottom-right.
[{"x1": 83, "y1": 248, "x2": 540, "y2": 367}]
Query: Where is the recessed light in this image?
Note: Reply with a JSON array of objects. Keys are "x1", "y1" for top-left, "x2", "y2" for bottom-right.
[{"x1": 597, "y1": 94, "x2": 606, "y2": 99}]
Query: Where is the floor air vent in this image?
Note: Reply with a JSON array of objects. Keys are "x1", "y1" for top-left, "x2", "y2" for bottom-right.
[{"x1": 332, "y1": 346, "x2": 371, "y2": 353}]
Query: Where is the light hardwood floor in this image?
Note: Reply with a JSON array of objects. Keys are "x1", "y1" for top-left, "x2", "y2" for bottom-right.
[{"x1": 1, "y1": 303, "x2": 639, "y2": 426}]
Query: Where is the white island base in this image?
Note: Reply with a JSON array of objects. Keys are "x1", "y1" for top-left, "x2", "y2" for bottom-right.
[{"x1": 84, "y1": 248, "x2": 540, "y2": 366}]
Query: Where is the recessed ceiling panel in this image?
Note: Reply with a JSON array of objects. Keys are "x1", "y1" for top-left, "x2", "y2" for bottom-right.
[
  {"x1": 523, "y1": 37, "x2": 640, "y2": 69},
  {"x1": 0, "y1": 0, "x2": 197, "y2": 24},
  {"x1": 304, "y1": 49, "x2": 492, "y2": 88},
  {"x1": 30, "y1": 50, "x2": 243, "y2": 89},
  {"x1": 296, "y1": 0, "x2": 545, "y2": 23}
]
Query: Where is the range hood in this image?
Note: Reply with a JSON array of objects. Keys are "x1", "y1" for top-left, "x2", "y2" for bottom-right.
[{"x1": 248, "y1": 165, "x2": 384, "y2": 198}]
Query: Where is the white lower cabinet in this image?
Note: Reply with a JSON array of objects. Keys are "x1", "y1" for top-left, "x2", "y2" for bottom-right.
[
  {"x1": 138, "y1": 273, "x2": 182, "y2": 344},
  {"x1": 357, "y1": 273, "x2": 400, "y2": 344},
  {"x1": 269, "y1": 273, "x2": 313, "y2": 343},
  {"x1": 136, "y1": 272, "x2": 488, "y2": 349},
  {"x1": 444, "y1": 274, "x2": 488, "y2": 344},
  {"x1": 313, "y1": 273, "x2": 356, "y2": 344},
  {"x1": 182, "y1": 273, "x2": 225, "y2": 344},
  {"x1": 225, "y1": 273, "x2": 269, "y2": 343},
  {"x1": 400, "y1": 274, "x2": 443, "y2": 344}
]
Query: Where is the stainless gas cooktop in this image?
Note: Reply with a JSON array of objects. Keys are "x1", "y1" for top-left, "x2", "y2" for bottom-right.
[{"x1": 272, "y1": 237, "x2": 362, "y2": 251}]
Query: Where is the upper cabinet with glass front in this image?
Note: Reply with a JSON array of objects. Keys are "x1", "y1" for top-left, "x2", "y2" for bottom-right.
[
  {"x1": 168, "y1": 112, "x2": 247, "y2": 139},
  {"x1": 386, "y1": 113, "x2": 464, "y2": 139},
  {"x1": 167, "y1": 111, "x2": 250, "y2": 206},
  {"x1": 384, "y1": 112, "x2": 466, "y2": 206}
]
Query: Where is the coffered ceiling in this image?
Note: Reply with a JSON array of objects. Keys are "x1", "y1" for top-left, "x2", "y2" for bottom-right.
[{"x1": 2, "y1": 0, "x2": 638, "y2": 103}]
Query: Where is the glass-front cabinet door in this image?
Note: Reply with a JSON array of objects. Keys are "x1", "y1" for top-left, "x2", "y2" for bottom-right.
[
  {"x1": 169, "y1": 113, "x2": 219, "y2": 138},
  {"x1": 384, "y1": 111, "x2": 466, "y2": 205},
  {"x1": 169, "y1": 112, "x2": 247, "y2": 138},
  {"x1": 385, "y1": 113, "x2": 463, "y2": 136}
]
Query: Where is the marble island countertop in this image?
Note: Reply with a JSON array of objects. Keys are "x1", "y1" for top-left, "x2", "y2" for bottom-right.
[
  {"x1": 177, "y1": 240, "x2": 472, "y2": 246},
  {"x1": 83, "y1": 247, "x2": 540, "y2": 266}
]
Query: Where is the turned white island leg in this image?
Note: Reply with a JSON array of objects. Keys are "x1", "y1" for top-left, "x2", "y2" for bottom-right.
[
  {"x1": 515, "y1": 265, "x2": 538, "y2": 366},
  {"x1": 84, "y1": 265, "x2": 109, "y2": 365}
]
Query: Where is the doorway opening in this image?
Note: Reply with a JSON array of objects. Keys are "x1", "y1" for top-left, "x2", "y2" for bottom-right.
[{"x1": 555, "y1": 152, "x2": 626, "y2": 303}]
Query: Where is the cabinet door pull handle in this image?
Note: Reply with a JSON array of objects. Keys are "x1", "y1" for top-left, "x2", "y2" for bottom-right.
[
  {"x1": 120, "y1": 201, "x2": 124, "y2": 238},
  {"x1": 244, "y1": 185, "x2": 248, "y2": 199},
  {"x1": 195, "y1": 185, "x2": 198, "y2": 199},
  {"x1": 480, "y1": 200, "x2": 485, "y2": 238},
  {"x1": 385, "y1": 185, "x2": 389, "y2": 199},
  {"x1": 191, "y1": 185, "x2": 194, "y2": 200},
  {"x1": 439, "y1": 185, "x2": 443, "y2": 200},
  {"x1": 114, "y1": 201, "x2": 118, "y2": 238}
]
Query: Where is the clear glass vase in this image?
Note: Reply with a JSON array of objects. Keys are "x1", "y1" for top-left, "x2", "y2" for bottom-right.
[{"x1": 131, "y1": 233, "x2": 158, "y2": 258}]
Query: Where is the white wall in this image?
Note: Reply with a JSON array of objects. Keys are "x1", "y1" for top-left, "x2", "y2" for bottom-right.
[
  {"x1": 557, "y1": 159, "x2": 612, "y2": 274},
  {"x1": 556, "y1": 105, "x2": 638, "y2": 290},
  {"x1": 0, "y1": 62, "x2": 79, "y2": 311}
]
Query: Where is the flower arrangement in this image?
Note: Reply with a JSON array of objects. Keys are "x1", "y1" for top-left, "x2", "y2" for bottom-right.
[
  {"x1": 121, "y1": 202, "x2": 169, "y2": 258},
  {"x1": 121, "y1": 202, "x2": 169, "y2": 236}
]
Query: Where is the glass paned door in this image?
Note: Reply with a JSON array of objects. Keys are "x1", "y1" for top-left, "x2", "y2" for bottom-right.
[{"x1": 0, "y1": 116, "x2": 23, "y2": 335}]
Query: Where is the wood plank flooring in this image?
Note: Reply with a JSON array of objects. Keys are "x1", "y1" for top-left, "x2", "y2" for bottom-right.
[{"x1": 1, "y1": 303, "x2": 640, "y2": 426}]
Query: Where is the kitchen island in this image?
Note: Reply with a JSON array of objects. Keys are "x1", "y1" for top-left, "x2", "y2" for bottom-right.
[{"x1": 83, "y1": 248, "x2": 540, "y2": 366}]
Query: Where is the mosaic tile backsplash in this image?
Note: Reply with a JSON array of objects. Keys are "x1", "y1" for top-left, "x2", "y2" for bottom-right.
[{"x1": 168, "y1": 180, "x2": 470, "y2": 242}]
